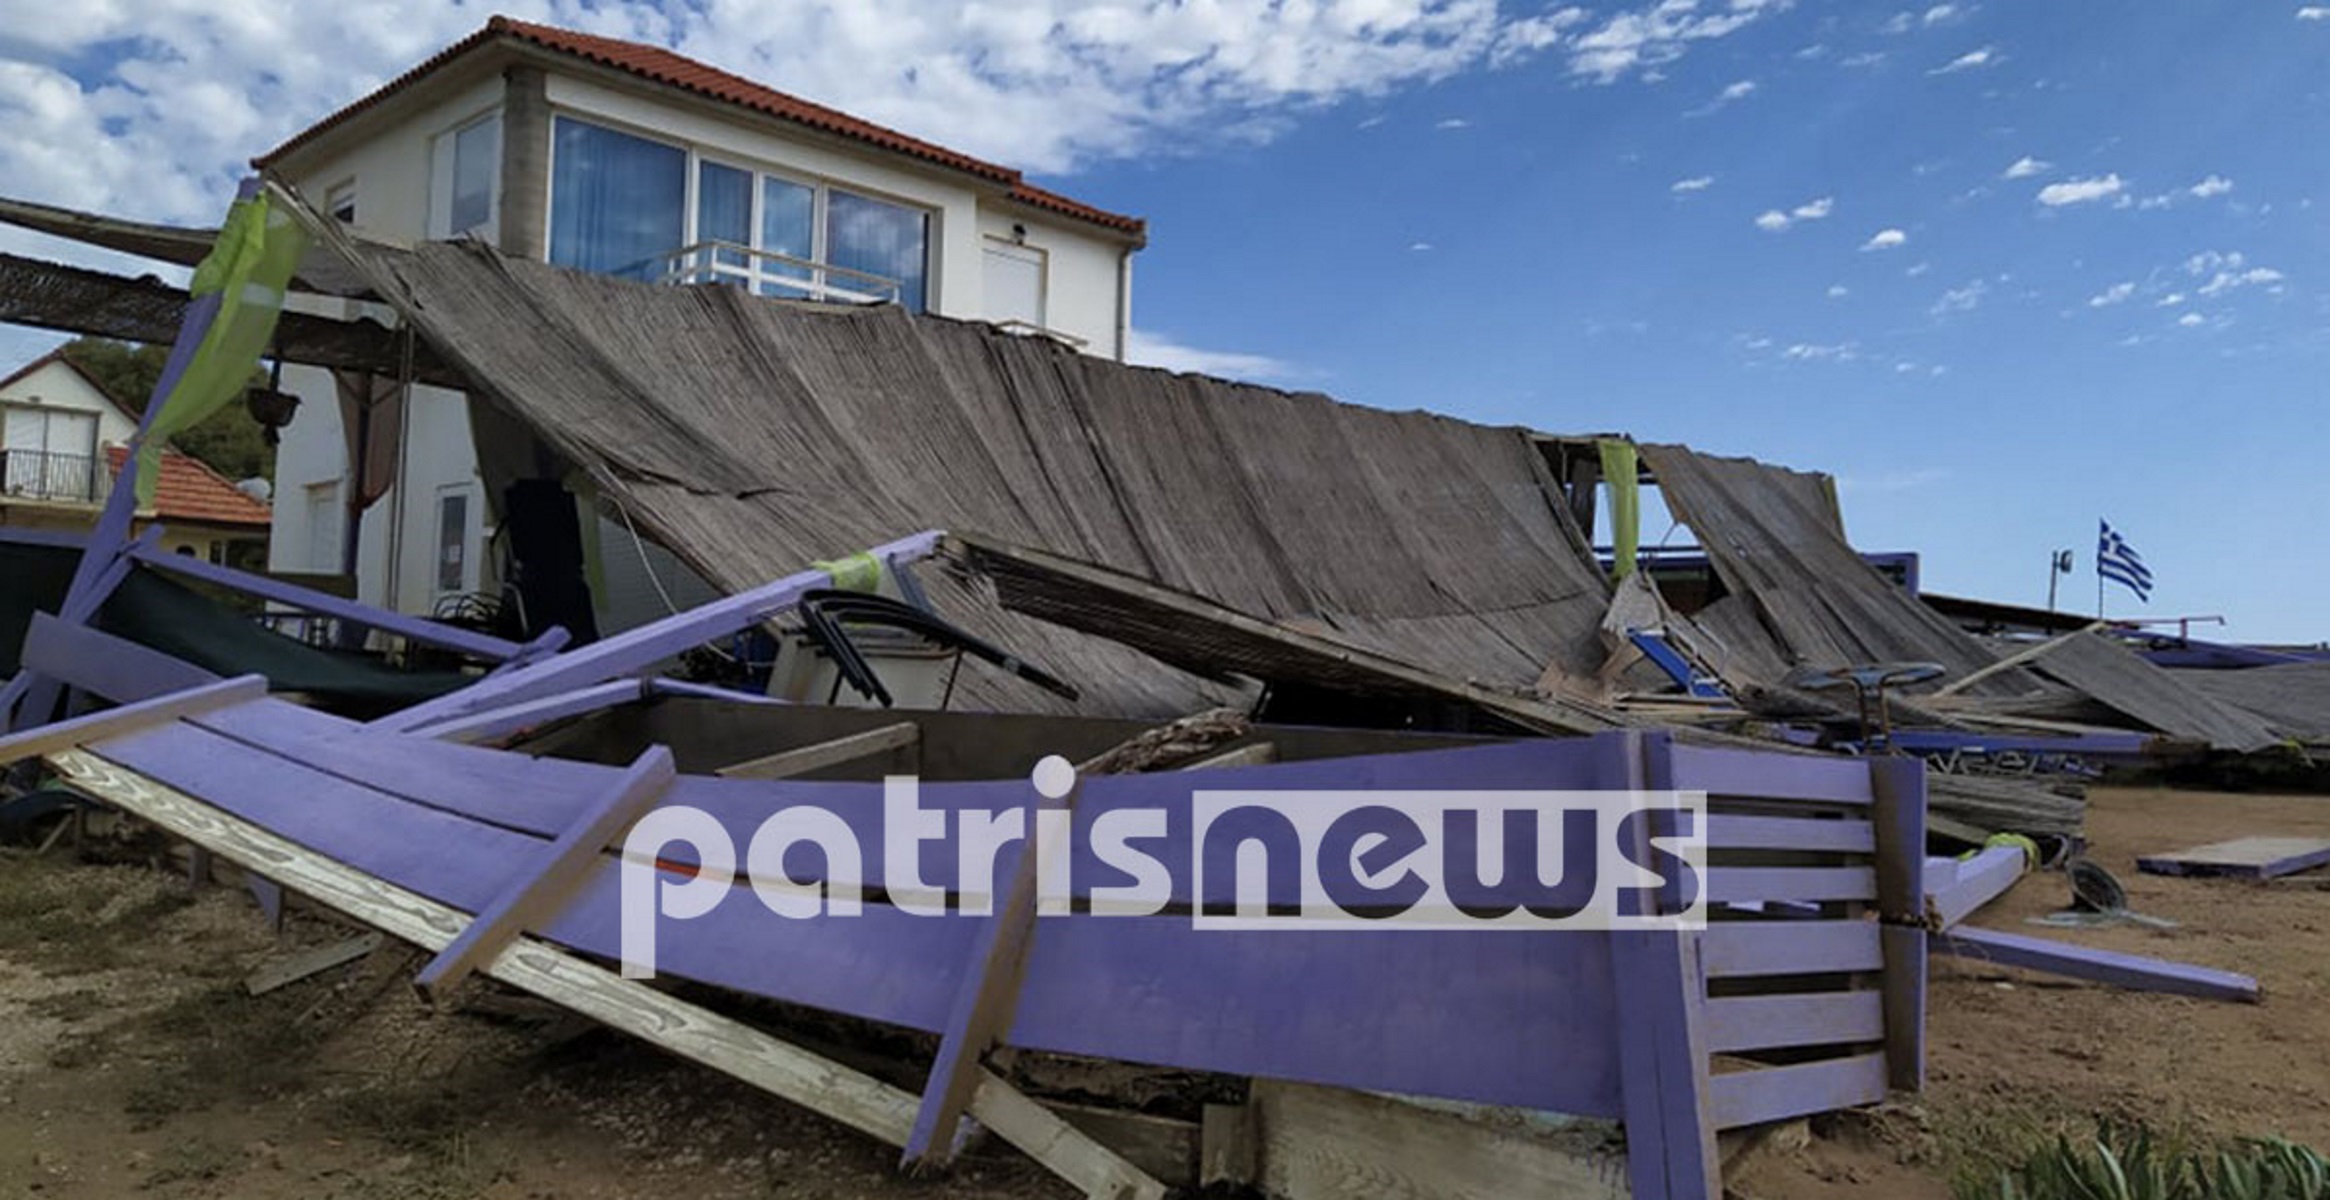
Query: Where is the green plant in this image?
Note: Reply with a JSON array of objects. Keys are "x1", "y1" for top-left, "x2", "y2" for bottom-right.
[{"x1": 1974, "y1": 1121, "x2": 2330, "y2": 1200}]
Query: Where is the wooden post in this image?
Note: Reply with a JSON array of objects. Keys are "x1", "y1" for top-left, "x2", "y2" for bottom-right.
[
  {"x1": 0, "y1": 675, "x2": 267, "y2": 767},
  {"x1": 413, "y1": 745, "x2": 676, "y2": 1003},
  {"x1": 1868, "y1": 755, "x2": 1927, "y2": 1091}
]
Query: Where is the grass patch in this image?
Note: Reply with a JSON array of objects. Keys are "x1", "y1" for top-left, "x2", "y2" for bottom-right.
[{"x1": 1956, "y1": 1119, "x2": 2330, "y2": 1200}]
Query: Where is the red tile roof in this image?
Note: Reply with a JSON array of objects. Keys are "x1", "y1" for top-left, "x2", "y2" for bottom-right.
[
  {"x1": 256, "y1": 16, "x2": 1145, "y2": 238},
  {"x1": 104, "y1": 446, "x2": 273, "y2": 529}
]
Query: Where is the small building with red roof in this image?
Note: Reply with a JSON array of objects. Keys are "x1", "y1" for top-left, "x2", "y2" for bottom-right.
[{"x1": 0, "y1": 350, "x2": 271, "y2": 568}]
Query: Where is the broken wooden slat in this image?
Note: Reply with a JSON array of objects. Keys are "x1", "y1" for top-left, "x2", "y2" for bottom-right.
[
  {"x1": 715, "y1": 721, "x2": 919, "y2": 780},
  {"x1": 1927, "y1": 842, "x2": 2029, "y2": 929},
  {"x1": 402, "y1": 679, "x2": 645, "y2": 744},
  {"x1": 23, "y1": 610, "x2": 220, "y2": 704},
  {"x1": 1704, "y1": 866, "x2": 1875, "y2": 904},
  {"x1": 1200, "y1": 1103, "x2": 1258, "y2": 1187},
  {"x1": 1934, "y1": 622, "x2": 2106, "y2": 697},
  {"x1": 2136, "y1": 836, "x2": 2330, "y2": 880},
  {"x1": 1935, "y1": 926, "x2": 2260, "y2": 1002},
  {"x1": 967, "y1": 1070, "x2": 1168, "y2": 1200},
  {"x1": 245, "y1": 932, "x2": 384, "y2": 996},
  {"x1": 1249, "y1": 1080, "x2": 1627, "y2": 1200},
  {"x1": 412, "y1": 745, "x2": 677, "y2": 1003},
  {"x1": 1704, "y1": 814, "x2": 1874, "y2": 853},
  {"x1": 1047, "y1": 1102, "x2": 1198, "y2": 1189},
  {"x1": 0, "y1": 674, "x2": 266, "y2": 766}
]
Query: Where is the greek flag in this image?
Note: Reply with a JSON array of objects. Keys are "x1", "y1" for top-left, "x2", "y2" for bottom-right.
[{"x1": 2096, "y1": 520, "x2": 2152, "y2": 603}]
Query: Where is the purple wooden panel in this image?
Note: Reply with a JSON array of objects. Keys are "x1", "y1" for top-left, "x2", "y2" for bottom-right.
[
  {"x1": 1928, "y1": 843, "x2": 2027, "y2": 929},
  {"x1": 1010, "y1": 916, "x2": 1626, "y2": 1118},
  {"x1": 24, "y1": 611, "x2": 221, "y2": 703},
  {"x1": 403, "y1": 679, "x2": 648, "y2": 743},
  {"x1": 1701, "y1": 921, "x2": 1882, "y2": 977},
  {"x1": 1704, "y1": 991, "x2": 1885, "y2": 1054},
  {"x1": 1705, "y1": 814, "x2": 1873, "y2": 853},
  {"x1": 1708, "y1": 1051, "x2": 1888, "y2": 1129},
  {"x1": 1936, "y1": 927, "x2": 2260, "y2": 1003},
  {"x1": 126, "y1": 542, "x2": 528, "y2": 662},
  {"x1": 86, "y1": 721, "x2": 978, "y2": 1031},
  {"x1": 1669, "y1": 745, "x2": 1873, "y2": 806},
  {"x1": 1705, "y1": 866, "x2": 1874, "y2": 904}
]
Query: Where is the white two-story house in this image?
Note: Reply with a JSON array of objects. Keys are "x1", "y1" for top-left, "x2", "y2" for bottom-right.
[{"x1": 259, "y1": 16, "x2": 1146, "y2": 630}]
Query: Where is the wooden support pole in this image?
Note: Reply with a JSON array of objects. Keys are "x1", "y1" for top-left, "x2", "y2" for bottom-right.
[
  {"x1": 1933, "y1": 622, "x2": 2104, "y2": 697},
  {"x1": 715, "y1": 722, "x2": 921, "y2": 780},
  {"x1": 1868, "y1": 754, "x2": 1927, "y2": 1092},
  {"x1": 1934, "y1": 927, "x2": 2260, "y2": 1003},
  {"x1": 413, "y1": 745, "x2": 676, "y2": 1003},
  {"x1": 966, "y1": 1071, "x2": 1169, "y2": 1200},
  {"x1": 0, "y1": 675, "x2": 266, "y2": 766},
  {"x1": 246, "y1": 932, "x2": 384, "y2": 996}
]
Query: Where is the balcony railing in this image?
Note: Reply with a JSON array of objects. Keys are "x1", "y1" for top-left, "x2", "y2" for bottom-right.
[
  {"x1": 0, "y1": 448, "x2": 105, "y2": 504},
  {"x1": 645, "y1": 241, "x2": 903, "y2": 306}
]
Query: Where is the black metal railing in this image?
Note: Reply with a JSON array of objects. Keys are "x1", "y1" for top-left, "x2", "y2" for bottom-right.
[{"x1": 0, "y1": 448, "x2": 104, "y2": 503}]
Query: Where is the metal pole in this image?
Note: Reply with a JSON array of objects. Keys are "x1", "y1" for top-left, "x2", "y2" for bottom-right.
[{"x1": 2047, "y1": 552, "x2": 2059, "y2": 614}]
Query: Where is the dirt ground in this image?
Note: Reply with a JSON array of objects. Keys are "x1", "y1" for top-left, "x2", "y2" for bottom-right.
[{"x1": 0, "y1": 783, "x2": 2324, "y2": 1200}]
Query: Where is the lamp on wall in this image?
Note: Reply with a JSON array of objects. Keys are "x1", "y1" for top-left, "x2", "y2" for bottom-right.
[{"x1": 1011, "y1": 222, "x2": 1028, "y2": 245}]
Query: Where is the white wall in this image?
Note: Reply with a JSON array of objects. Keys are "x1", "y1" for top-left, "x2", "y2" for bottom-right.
[
  {"x1": 281, "y1": 74, "x2": 506, "y2": 246},
  {"x1": 973, "y1": 207, "x2": 1129, "y2": 357}
]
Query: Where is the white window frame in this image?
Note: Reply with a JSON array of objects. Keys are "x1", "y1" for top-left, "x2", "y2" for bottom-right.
[
  {"x1": 325, "y1": 178, "x2": 358, "y2": 225},
  {"x1": 429, "y1": 108, "x2": 503, "y2": 242},
  {"x1": 981, "y1": 236, "x2": 1049, "y2": 329}
]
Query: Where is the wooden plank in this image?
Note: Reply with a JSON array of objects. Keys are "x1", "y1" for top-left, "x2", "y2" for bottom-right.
[
  {"x1": 371, "y1": 530, "x2": 944, "y2": 734},
  {"x1": 1935, "y1": 927, "x2": 2261, "y2": 1003},
  {"x1": 1250, "y1": 1080, "x2": 1628, "y2": 1200},
  {"x1": 966, "y1": 1071, "x2": 1168, "y2": 1200},
  {"x1": 2136, "y1": 836, "x2": 2330, "y2": 880},
  {"x1": 1879, "y1": 923, "x2": 1927, "y2": 1090},
  {"x1": 413, "y1": 746, "x2": 677, "y2": 1003},
  {"x1": 46, "y1": 746, "x2": 924, "y2": 1148},
  {"x1": 1179, "y1": 742, "x2": 1277, "y2": 771},
  {"x1": 1705, "y1": 866, "x2": 1875, "y2": 904},
  {"x1": 1669, "y1": 744, "x2": 1874, "y2": 805},
  {"x1": 402, "y1": 679, "x2": 645, "y2": 744},
  {"x1": 1702, "y1": 921, "x2": 1883, "y2": 977},
  {"x1": 1927, "y1": 843, "x2": 2029, "y2": 929},
  {"x1": 126, "y1": 541, "x2": 529, "y2": 663},
  {"x1": 1708, "y1": 1052, "x2": 1888, "y2": 1130},
  {"x1": 0, "y1": 675, "x2": 266, "y2": 766},
  {"x1": 1705, "y1": 814, "x2": 1874, "y2": 853},
  {"x1": 245, "y1": 932, "x2": 384, "y2": 996},
  {"x1": 1045, "y1": 1102, "x2": 1198, "y2": 1191},
  {"x1": 1934, "y1": 622, "x2": 2106, "y2": 697},
  {"x1": 715, "y1": 721, "x2": 920, "y2": 780},
  {"x1": 1704, "y1": 991, "x2": 1885, "y2": 1054},
  {"x1": 1200, "y1": 1103, "x2": 1257, "y2": 1187},
  {"x1": 23, "y1": 611, "x2": 219, "y2": 704}
]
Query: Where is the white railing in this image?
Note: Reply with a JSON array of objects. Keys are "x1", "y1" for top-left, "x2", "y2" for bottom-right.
[{"x1": 647, "y1": 241, "x2": 903, "y2": 306}]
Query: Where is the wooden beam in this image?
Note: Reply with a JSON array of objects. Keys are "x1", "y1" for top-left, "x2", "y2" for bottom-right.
[
  {"x1": 371, "y1": 530, "x2": 944, "y2": 735},
  {"x1": 1869, "y1": 754, "x2": 1928, "y2": 1092},
  {"x1": 715, "y1": 721, "x2": 920, "y2": 780},
  {"x1": 0, "y1": 675, "x2": 266, "y2": 766},
  {"x1": 1200, "y1": 1103, "x2": 1258, "y2": 1187},
  {"x1": 46, "y1": 745, "x2": 924, "y2": 1145},
  {"x1": 1926, "y1": 843, "x2": 2029, "y2": 930},
  {"x1": 1934, "y1": 622, "x2": 2105, "y2": 697},
  {"x1": 1248, "y1": 1080, "x2": 1627, "y2": 1200},
  {"x1": 128, "y1": 541, "x2": 530, "y2": 663},
  {"x1": 966, "y1": 1071, "x2": 1169, "y2": 1200},
  {"x1": 246, "y1": 932, "x2": 384, "y2": 996},
  {"x1": 403, "y1": 679, "x2": 648, "y2": 744},
  {"x1": 1934, "y1": 926, "x2": 2260, "y2": 1003},
  {"x1": 413, "y1": 746, "x2": 677, "y2": 1004},
  {"x1": 22, "y1": 610, "x2": 220, "y2": 704}
]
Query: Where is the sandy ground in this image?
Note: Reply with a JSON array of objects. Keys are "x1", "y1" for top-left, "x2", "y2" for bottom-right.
[{"x1": 0, "y1": 783, "x2": 2324, "y2": 1199}]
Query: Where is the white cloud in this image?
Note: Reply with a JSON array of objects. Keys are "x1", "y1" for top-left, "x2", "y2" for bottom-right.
[
  {"x1": 2196, "y1": 264, "x2": 2286, "y2": 297},
  {"x1": 1827, "y1": 284, "x2": 1849, "y2": 297},
  {"x1": 1782, "y1": 342, "x2": 1857, "y2": 361},
  {"x1": 1720, "y1": 79, "x2": 1758, "y2": 101},
  {"x1": 1930, "y1": 45, "x2": 1998, "y2": 73},
  {"x1": 1755, "y1": 209, "x2": 1793, "y2": 231},
  {"x1": 1841, "y1": 50, "x2": 1888, "y2": 67},
  {"x1": 2157, "y1": 292, "x2": 2187, "y2": 307},
  {"x1": 2002, "y1": 155, "x2": 2050, "y2": 178},
  {"x1": 1408, "y1": 241, "x2": 1435, "y2": 252},
  {"x1": 2087, "y1": 281, "x2": 2136, "y2": 307},
  {"x1": 1923, "y1": 4, "x2": 1961, "y2": 24},
  {"x1": 2189, "y1": 174, "x2": 2235, "y2": 198},
  {"x1": 1671, "y1": 175, "x2": 1716, "y2": 193},
  {"x1": 2177, "y1": 312, "x2": 2206, "y2": 327},
  {"x1": 1435, "y1": 117, "x2": 1472, "y2": 130},
  {"x1": 1906, "y1": 261, "x2": 1932, "y2": 277},
  {"x1": 1862, "y1": 227, "x2": 1908, "y2": 250},
  {"x1": 1793, "y1": 196, "x2": 1835, "y2": 220},
  {"x1": 1932, "y1": 279, "x2": 1987, "y2": 314},
  {"x1": 2037, "y1": 173, "x2": 2126, "y2": 206},
  {"x1": 1880, "y1": 11, "x2": 1914, "y2": 34},
  {"x1": 1127, "y1": 329, "x2": 1296, "y2": 380},
  {"x1": 2300, "y1": 6, "x2": 2330, "y2": 18},
  {"x1": 1565, "y1": 0, "x2": 1795, "y2": 84},
  {"x1": 0, "y1": 0, "x2": 1606, "y2": 228}
]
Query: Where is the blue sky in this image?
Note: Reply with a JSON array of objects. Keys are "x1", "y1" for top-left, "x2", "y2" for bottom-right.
[{"x1": 2, "y1": 0, "x2": 2325, "y2": 640}]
